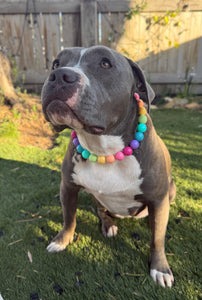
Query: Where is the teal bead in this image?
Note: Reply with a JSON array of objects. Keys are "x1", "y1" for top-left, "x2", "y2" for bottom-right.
[
  {"x1": 77, "y1": 144, "x2": 84, "y2": 153},
  {"x1": 89, "y1": 154, "x2": 98, "y2": 162},
  {"x1": 82, "y1": 149, "x2": 90, "y2": 159},
  {"x1": 138, "y1": 115, "x2": 147, "y2": 124},
  {"x1": 137, "y1": 123, "x2": 147, "y2": 133},
  {"x1": 135, "y1": 132, "x2": 144, "y2": 141}
]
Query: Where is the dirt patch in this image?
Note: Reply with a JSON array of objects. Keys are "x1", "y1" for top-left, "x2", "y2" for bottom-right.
[
  {"x1": 0, "y1": 93, "x2": 55, "y2": 150},
  {"x1": 0, "y1": 51, "x2": 55, "y2": 149}
]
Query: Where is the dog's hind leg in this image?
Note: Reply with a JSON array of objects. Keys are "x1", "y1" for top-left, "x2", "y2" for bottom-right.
[
  {"x1": 148, "y1": 192, "x2": 174, "y2": 287},
  {"x1": 93, "y1": 198, "x2": 118, "y2": 238}
]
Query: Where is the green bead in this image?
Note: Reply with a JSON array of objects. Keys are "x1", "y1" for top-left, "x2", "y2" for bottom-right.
[
  {"x1": 89, "y1": 154, "x2": 98, "y2": 162},
  {"x1": 138, "y1": 115, "x2": 147, "y2": 124},
  {"x1": 82, "y1": 149, "x2": 90, "y2": 159}
]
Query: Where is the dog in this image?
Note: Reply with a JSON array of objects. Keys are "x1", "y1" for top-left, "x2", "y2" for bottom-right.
[{"x1": 41, "y1": 45, "x2": 176, "y2": 288}]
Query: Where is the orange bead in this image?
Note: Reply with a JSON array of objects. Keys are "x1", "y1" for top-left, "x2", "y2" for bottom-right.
[
  {"x1": 139, "y1": 107, "x2": 147, "y2": 115},
  {"x1": 98, "y1": 156, "x2": 106, "y2": 164},
  {"x1": 106, "y1": 154, "x2": 115, "y2": 163},
  {"x1": 138, "y1": 99, "x2": 144, "y2": 107}
]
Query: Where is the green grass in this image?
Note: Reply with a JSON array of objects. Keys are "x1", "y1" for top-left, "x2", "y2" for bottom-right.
[{"x1": 0, "y1": 109, "x2": 201, "y2": 300}]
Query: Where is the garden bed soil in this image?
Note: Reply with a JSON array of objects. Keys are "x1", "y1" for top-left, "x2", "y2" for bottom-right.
[{"x1": 0, "y1": 93, "x2": 55, "y2": 150}]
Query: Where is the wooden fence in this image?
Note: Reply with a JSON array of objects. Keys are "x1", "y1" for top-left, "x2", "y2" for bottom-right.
[{"x1": 0, "y1": 0, "x2": 202, "y2": 95}]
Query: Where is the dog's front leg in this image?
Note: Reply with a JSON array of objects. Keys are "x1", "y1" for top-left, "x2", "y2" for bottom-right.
[
  {"x1": 148, "y1": 194, "x2": 174, "y2": 288},
  {"x1": 47, "y1": 180, "x2": 79, "y2": 253}
]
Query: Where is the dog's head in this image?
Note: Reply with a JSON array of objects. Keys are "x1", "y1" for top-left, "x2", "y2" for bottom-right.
[{"x1": 41, "y1": 46, "x2": 154, "y2": 134}]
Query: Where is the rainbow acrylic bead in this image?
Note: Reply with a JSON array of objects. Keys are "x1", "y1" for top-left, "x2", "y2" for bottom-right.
[
  {"x1": 98, "y1": 156, "x2": 106, "y2": 164},
  {"x1": 130, "y1": 140, "x2": 139, "y2": 149},
  {"x1": 137, "y1": 123, "x2": 147, "y2": 133},
  {"x1": 71, "y1": 130, "x2": 77, "y2": 139},
  {"x1": 77, "y1": 144, "x2": 84, "y2": 153},
  {"x1": 82, "y1": 149, "x2": 90, "y2": 159},
  {"x1": 89, "y1": 154, "x2": 98, "y2": 162},
  {"x1": 138, "y1": 115, "x2": 147, "y2": 124},
  {"x1": 123, "y1": 147, "x2": 133, "y2": 156},
  {"x1": 106, "y1": 155, "x2": 116, "y2": 163},
  {"x1": 135, "y1": 132, "x2": 144, "y2": 142},
  {"x1": 115, "y1": 151, "x2": 125, "y2": 161}
]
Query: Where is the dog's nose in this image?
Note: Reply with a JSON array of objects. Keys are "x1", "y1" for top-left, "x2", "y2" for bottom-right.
[{"x1": 48, "y1": 68, "x2": 78, "y2": 85}]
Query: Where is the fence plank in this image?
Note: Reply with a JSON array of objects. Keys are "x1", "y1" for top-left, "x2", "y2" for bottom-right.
[
  {"x1": 62, "y1": 13, "x2": 81, "y2": 48},
  {"x1": 81, "y1": 0, "x2": 98, "y2": 47},
  {"x1": 42, "y1": 14, "x2": 61, "y2": 70},
  {"x1": 0, "y1": 14, "x2": 23, "y2": 57},
  {"x1": 100, "y1": 12, "x2": 125, "y2": 49}
]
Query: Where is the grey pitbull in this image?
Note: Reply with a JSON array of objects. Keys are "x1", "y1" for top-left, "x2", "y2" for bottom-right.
[{"x1": 41, "y1": 45, "x2": 176, "y2": 288}]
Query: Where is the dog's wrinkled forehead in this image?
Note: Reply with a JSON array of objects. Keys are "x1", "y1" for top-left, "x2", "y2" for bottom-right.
[
  {"x1": 54, "y1": 46, "x2": 131, "y2": 71},
  {"x1": 52, "y1": 45, "x2": 154, "y2": 111},
  {"x1": 56, "y1": 47, "x2": 84, "y2": 66}
]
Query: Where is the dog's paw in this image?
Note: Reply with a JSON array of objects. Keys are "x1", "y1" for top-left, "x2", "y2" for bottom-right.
[
  {"x1": 47, "y1": 241, "x2": 67, "y2": 253},
  {"x1": 47, "y1": 229, "x2": 74, "y2": 253},
  {"x1": 105, "y1": 225, "x2": 118, "y2": 238},
  {"x1": 150, "y1": 269, "x2": 174, "y2": 288}
]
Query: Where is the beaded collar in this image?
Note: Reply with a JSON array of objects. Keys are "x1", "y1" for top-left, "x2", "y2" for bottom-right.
[{"x1": 71, "y1": 93, "x2": 147, "y2": 164}]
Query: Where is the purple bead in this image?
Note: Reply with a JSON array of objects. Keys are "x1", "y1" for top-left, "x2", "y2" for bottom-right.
[
  {"x1": 73, "y1": 138, "x2": 80, "y2": 146},
  {"x1": 130, "y1": 139, "x2": 139, "y2": 149}
]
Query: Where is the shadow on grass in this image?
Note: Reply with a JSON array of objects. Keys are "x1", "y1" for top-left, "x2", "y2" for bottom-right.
[{"x1": 0, "y1": 157, "x2": 201, "y2": 299}]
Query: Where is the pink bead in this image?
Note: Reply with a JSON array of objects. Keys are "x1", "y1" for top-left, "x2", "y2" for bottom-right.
[
  {"x1": 134, "y1": 93, "x2": 140, "y2": 100},
  {"x1": 71, "y1": 130, "x2": 77, "y2": 139},
  {"x1": 115, "y1": 151, "x2": 125, "y2": 161},
  {"x1": 123, "y1": 147, "x2": 133, "y2": 156}
]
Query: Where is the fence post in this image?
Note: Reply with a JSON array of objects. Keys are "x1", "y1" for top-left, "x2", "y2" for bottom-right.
[{"x1": 81, "y1": 0, "x2": 98, "y2": 47}]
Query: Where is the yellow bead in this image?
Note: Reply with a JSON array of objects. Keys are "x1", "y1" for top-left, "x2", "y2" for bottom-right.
[
  {"x1": 98, "y1": 156, "x2": 106, "y2": 164},
  {"x1": 139, "y1": 107, "x2": 147, "y2": 115}
]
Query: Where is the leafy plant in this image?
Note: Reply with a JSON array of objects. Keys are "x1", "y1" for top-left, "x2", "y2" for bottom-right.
[
  {"x1": 11, "y1": 109, "x2": 21, "y2": 119},
  {"x1": 125, "y1": 1, "x2": 147, "y2": 20},
  {"x1": 9, "y1": 56, "x2": 19, "y2": 82},
  {"x1": 177, "y1": 66, "x2": 196, "y2": 98}
]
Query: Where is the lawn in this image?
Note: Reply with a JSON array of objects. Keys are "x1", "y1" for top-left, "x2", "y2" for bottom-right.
[{"x1": 0, "y1": 108, "x2": 201, "y2": 300}]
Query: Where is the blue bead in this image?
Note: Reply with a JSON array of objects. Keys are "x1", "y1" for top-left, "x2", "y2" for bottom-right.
[
  {"x1": 137, "y1": 123, "x2": 147, "y2": 133},
  {"x1": 82, "y1": 149, "x2": 90, "y2": 159},
  {"x1": 76, "y1": 144, "x2": 84, "y2": 153},
  {"x1": 135, "y1": 132, "x2": 144, "y2": 141}
]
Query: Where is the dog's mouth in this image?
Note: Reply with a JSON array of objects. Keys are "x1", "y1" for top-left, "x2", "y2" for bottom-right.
[
  {"x1": 46, "y1": 100, "x2": 83, "y2": 130},
  {"x1": 45, "y1": 99, "x2": 105, "y2": 134}
]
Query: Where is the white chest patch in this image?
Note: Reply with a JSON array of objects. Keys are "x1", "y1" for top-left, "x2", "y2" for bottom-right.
[{"x1": 72, "y1": 155, "x2": 143, "y2": 217}]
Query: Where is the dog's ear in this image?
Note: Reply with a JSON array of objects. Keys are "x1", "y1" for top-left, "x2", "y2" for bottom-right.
[{"x1": 126, "y1": 58, "x2": 155, "y2": 112}]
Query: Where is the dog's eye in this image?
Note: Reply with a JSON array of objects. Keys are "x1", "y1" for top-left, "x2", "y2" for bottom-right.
[
  {"x1": 100, "y1": 59, "x2": 112, "y2": 69},
  {"x1": 52, "y1": 60, "x2": 60, "y2": 70}
]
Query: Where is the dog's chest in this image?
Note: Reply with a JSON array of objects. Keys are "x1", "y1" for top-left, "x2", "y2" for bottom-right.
[{"x1": 72, "y1": 155, "x2": 143, "y2": 216}]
